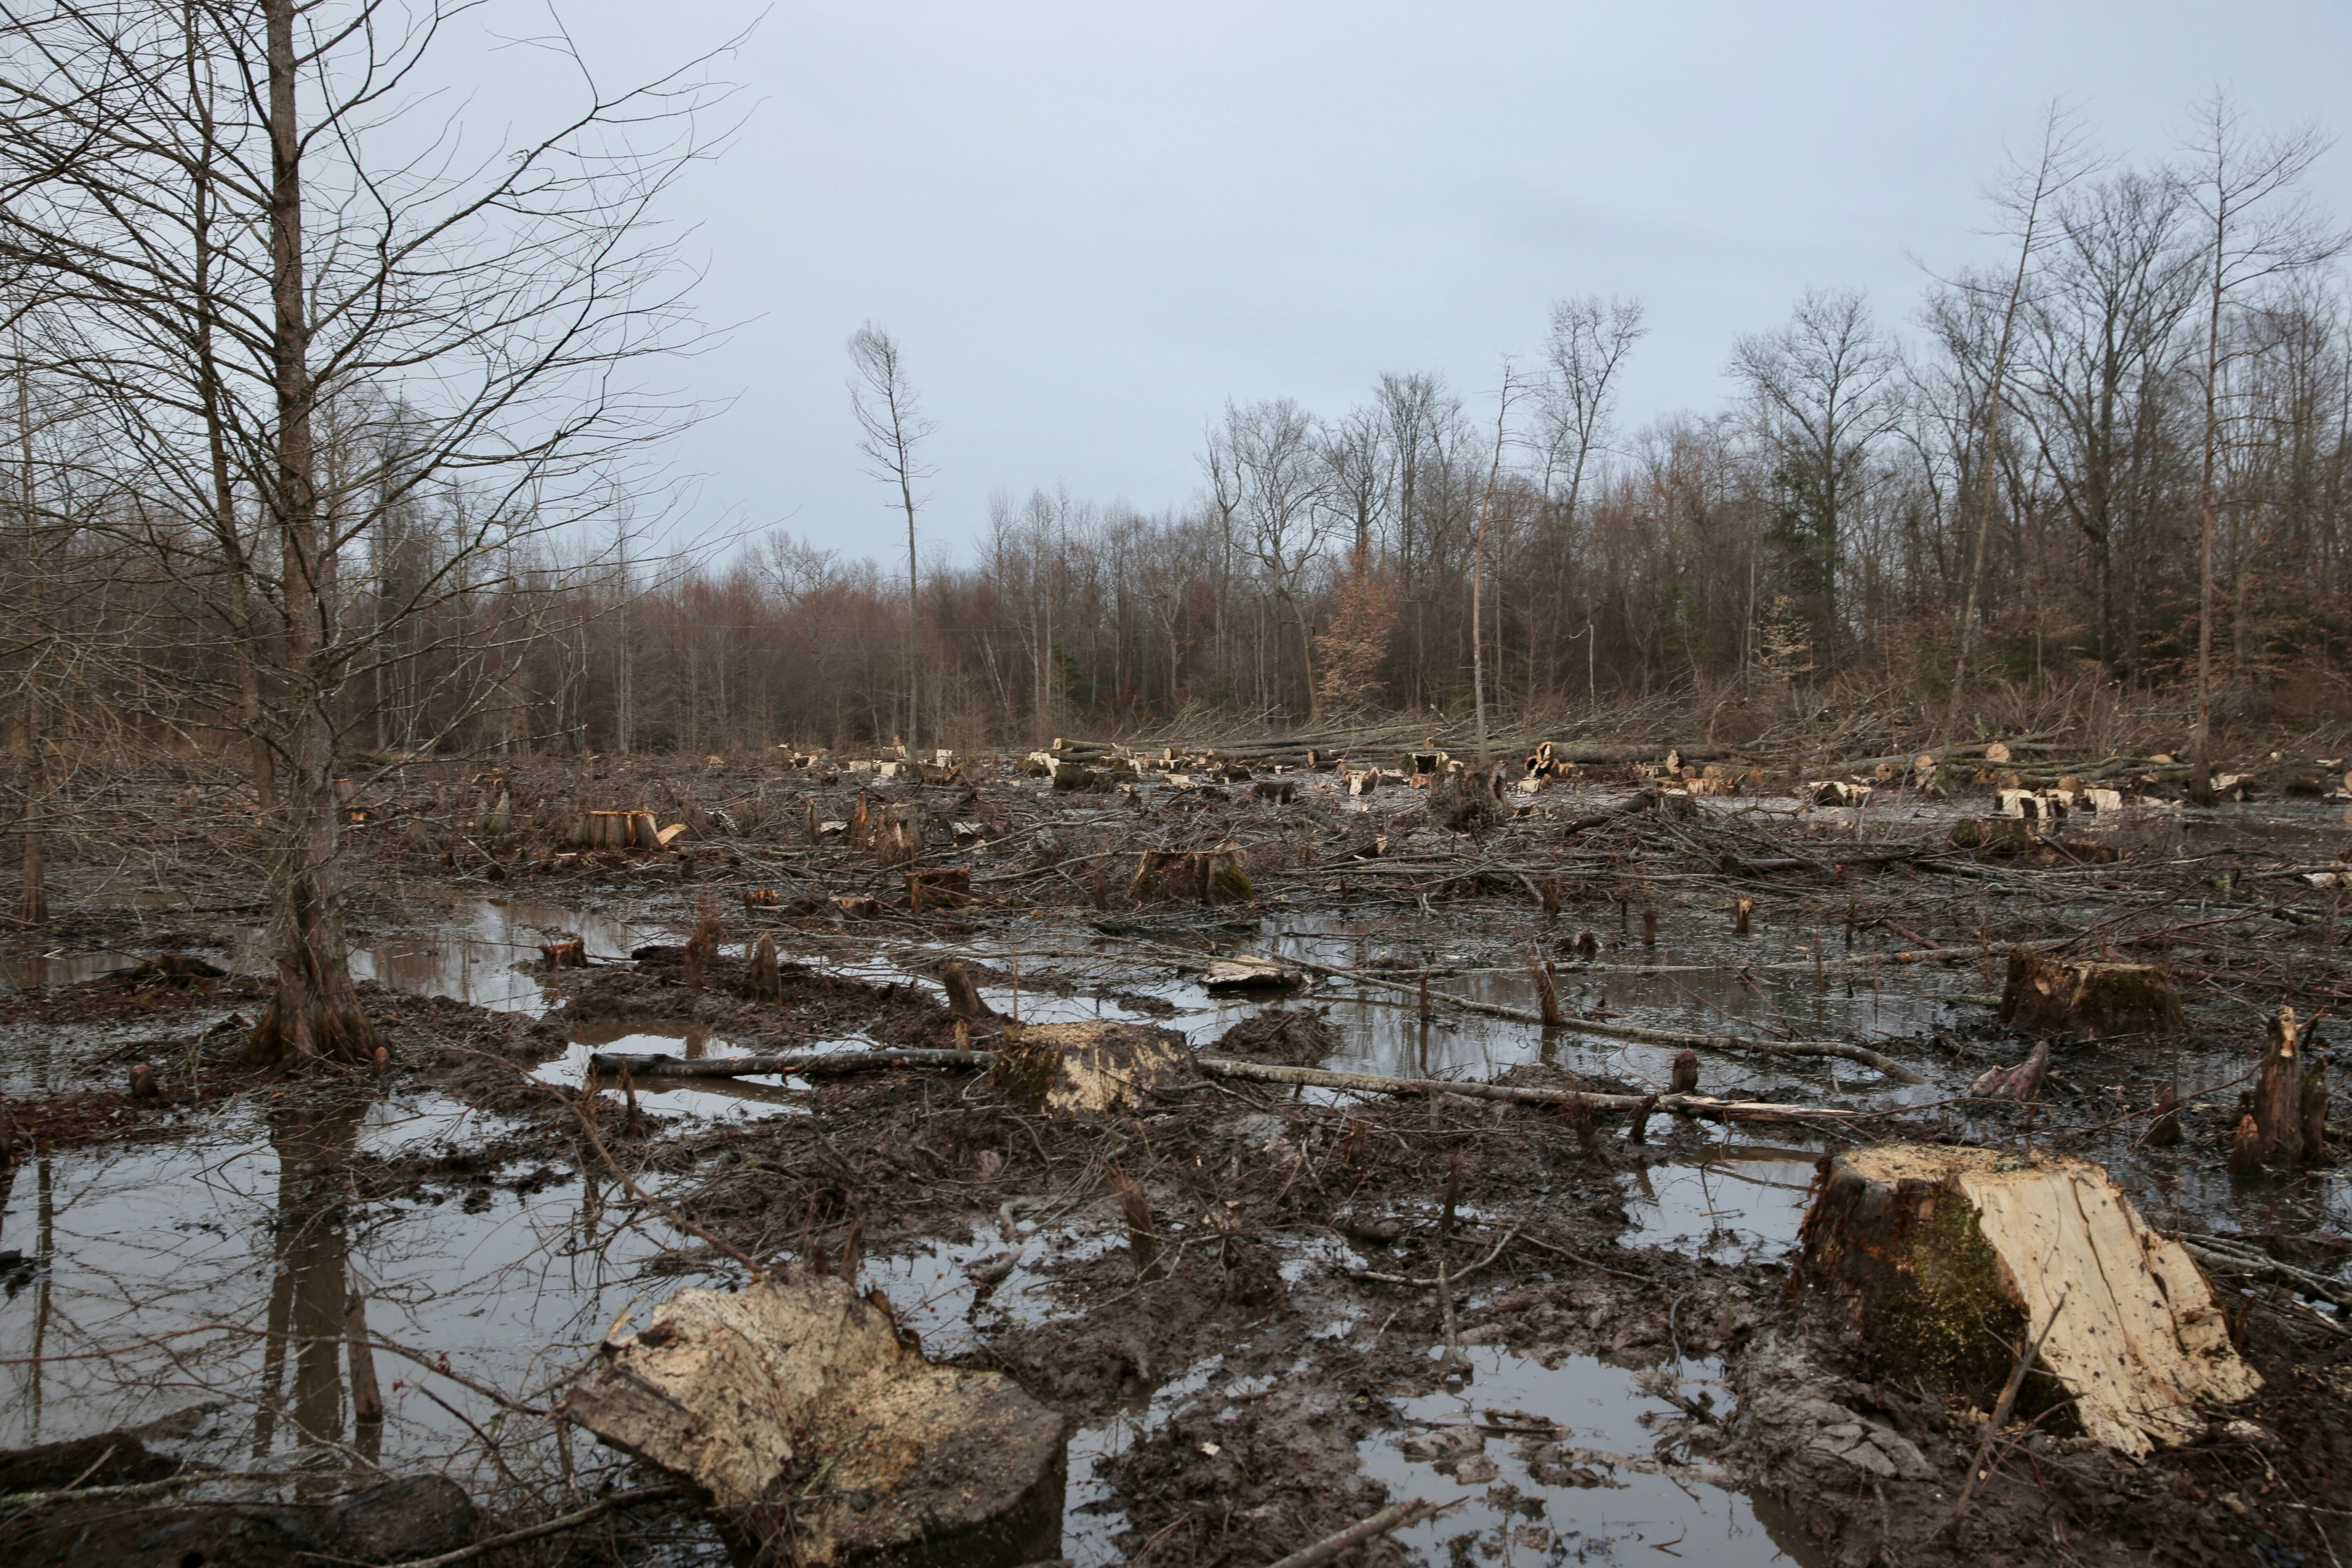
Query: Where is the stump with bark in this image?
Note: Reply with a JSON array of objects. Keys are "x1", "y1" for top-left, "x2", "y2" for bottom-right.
[
  {"x1": 905, "y1": 867, "x2": 972, "y2": 913},
  {"x1": 1996, "y1": 950, "x2": 2183, "y2": 1038},
  {"x1": 1799, "y1": 1144, "x2": 2258, "y2": 1454},
  {"x1": 989, "y1": 1020, "x2": 1194, "y2": 1116},
  {"x1": 539, "y1": 938, "x2": 587, "y2": 970},
  {"x1": 744, "y1": 933, "x2": 780, "y2": 1002},
  {"x1": 874, "y1": 802, "x2": 930, "y2": 866},
  {"x1": 1128, "y1": 847, "x2": 1252, "y2": 905},
  {"x1": 2253, "y1": 1005, "x2": 2306, "y2": 1166}
]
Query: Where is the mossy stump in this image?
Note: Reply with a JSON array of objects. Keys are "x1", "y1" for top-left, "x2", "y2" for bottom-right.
[
  {"x1": 904, "y1": 867, "x2": 971, "y2": 913},
  {"x1": 1949, "y1": 817, "x2": 2037, "y2": 853},
  {"x1": 1799, "y1": 1145, "x2": 2258, "y2": 1455},
  {"x1": 1128, "y1": 847, "x2": 1252, "y2": 905},
  {"x1": 1997, "y1": 949, "x2": 2183, "y2": 1038}
]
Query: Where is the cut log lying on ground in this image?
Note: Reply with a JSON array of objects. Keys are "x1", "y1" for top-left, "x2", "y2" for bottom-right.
[
  {"x1": 1202, "y1": 956, "x2": 1308, "y2": 991},
  {"x1": 991, "y1": 1020, "x2": 1195, "y2": 1115},
  {"x1": 1192, "y1": 1057, "x2": 1892, "y2": 1124},
  {"x1": 1298, "y1": 962, "x2": 1924, "y2": 1082},
  {"x1": 588, "y1": 1047, "x2": 993, "y2": 1078},
  {"x1": 1997, "y1": 949, "x2": 2184, "y2": 1038},
  {"x1": 565, "y1": 1271, "x2": 1066, "y2": 1567},
  {"x1": 1798, "y1": 1145, "x2": 2260, "y2": 1457},
  {"x1": 1556, "y1": 788, "x2": 1659, "y2": 834},
  {"x1": 590, "y1": 1042, "x2": 1890, "y2": 1126},
  {"x1": 904, "y1": 866, "x2": 972, "y2": 912}
]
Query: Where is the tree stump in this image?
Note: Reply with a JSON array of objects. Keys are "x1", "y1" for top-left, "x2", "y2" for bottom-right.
[
  {"x1": 1128, "y1": 847, "x2": 1252, "y2": 905},
  {"x1": 566, "y1": 1272, "x2": 1065, "y2": 1568},
  {"x1": 744, "y1": 933, "x2": 780, "y2": 1002},
  {"x1": 539, "y1": 938, "x2": 587, "y2": 970},
  {"x1": 1799, "y1": 1145, "x2": 2258, "y2": 1455},
  {"x1": 1950, "y1": 817, "x2": 2038, "y2": 852},
  {"x1": 934, "y1": 960, "x2": 993, "y2": 1020},
  {"x1": 990, "y1": 1020, "x2": 1194, "y2": 1116},
  {"x1": 904, "y1": 867, "x2": 971, "y2": 912},
  {"x1": 2253, "y1": 1005, "x2": 2305, "y2": 1167},
  {"x1": 830, "y1": 894, "x2": 880, "y2": 920},
  {"x1": 875, "y1": 802, "x2": 929, "y2": 865},
  {"x1": 1996, "y1": 950, "x2": 2183, "y2": 1038}
]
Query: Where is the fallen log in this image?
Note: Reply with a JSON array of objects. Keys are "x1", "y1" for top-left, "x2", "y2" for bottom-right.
[
  {"x1": 588, "y1": 1047, "x2": 993, "y2": 1078},
  {"x1": 1556, "y1": 788, "x2": 1659, "y2": 834},
  {"x1": 1193, "y1": 1057, "x2": 1890, "y2": 1123},
  {"x1": 1799, "y1": 1144, "x2": 2260, "y2": 1456},
  {"x1": 1322, "y1": 967, "x2": 1923, "y2": 1082}
]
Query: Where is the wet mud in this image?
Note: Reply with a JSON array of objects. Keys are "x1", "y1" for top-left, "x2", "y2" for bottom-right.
[{"x1": 2, "y1": 744, "x2": 2348, "y2": 1565}]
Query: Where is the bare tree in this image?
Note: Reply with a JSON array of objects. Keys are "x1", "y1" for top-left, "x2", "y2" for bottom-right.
[
  {"x1": 1223, "y1": 398, "x2": 1332, "y2": 719},
  {"x1": 1469, "y1": 359, "x2": 1532, "y2": 761},
  {"x1": 1937, "y1": 103, "x2": 2101, "y2": 753},
  {"x1": 1539, "y1": 296, "x2": 1646, "y2": 530},
  {"x1": 2178, "y1": 91, "x2": 2344, "y2": 800},
  {"x1": 1731, "y1": 288, "x2": 1900, "y2": 659},
  {"x1": 0, "y1": 0, "x2": 731, "y2": 1060},
  {"x1": 847, "y1": 323, "x2": 935, "y2": 752}
]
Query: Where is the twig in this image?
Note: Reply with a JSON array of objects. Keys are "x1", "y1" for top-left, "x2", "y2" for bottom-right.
[
  {"x1": 368, "y1": 1484, "x2": 684, "y2": 1568},
  {"x1": 1264, "y1": 1498, "x2": 1446, "y2": 1568},
  {"x1": 1937, "y1": 1289, "x2": 2068, "y2": 1537}
]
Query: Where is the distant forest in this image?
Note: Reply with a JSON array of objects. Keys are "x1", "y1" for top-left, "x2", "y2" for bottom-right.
[{"x1": 8, "y1": 92, "x2": 2348, "y2": 758}]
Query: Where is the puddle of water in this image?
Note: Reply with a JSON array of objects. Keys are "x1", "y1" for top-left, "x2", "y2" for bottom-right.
[
  {"x1": 548, "y1": 1021, "x2": 811, "y2": 1121},
  {"x1": 0, "y1": 950, "x2": 140, "y2": 988},
  {"x1": 0, "y1": 1101, "x2": 718, "y2": 1475},
  {"x1": 1629, "y1": 1144, "x2": 1822, "y2": 1262},
  {"x1": 347, "y1": 897, "x2": 662, "y2": 1014},
  {"x1": 1363, "y1": 1345, "x2": 1824, "y2": 1566}
]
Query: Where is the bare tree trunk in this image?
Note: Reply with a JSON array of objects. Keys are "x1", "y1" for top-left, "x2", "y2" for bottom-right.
[
  {"x1": 248, "y1": 0, "x2": 374, "y2": 1065},
  {"x1": 15, "y1": 340, "x2": 44, "y2": 926}
]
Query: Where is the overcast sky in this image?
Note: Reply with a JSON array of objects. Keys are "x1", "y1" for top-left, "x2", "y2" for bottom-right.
[{"x1": 532, "y1": 0, "x2": 2352, "y2": 568}]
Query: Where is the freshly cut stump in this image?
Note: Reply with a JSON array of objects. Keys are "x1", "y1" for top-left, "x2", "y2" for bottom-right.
[
  {"x1": 1799, "y1": 1145, "x2": 2258, "y2": 1456},
  {"x1": 1997, "y1": 950, "x2": 2183, "y2": 1037},
  {"x1": 566, "y1": 1272, "x2": 1065, "y2": 1567},
  {"x1": 990, "y1": 1020, "x2": 1193, "y2": 1116}
]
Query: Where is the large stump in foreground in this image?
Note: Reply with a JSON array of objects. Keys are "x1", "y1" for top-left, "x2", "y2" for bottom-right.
[
  {"x1": 566, "y1": 1272, "x2": 1065, "y2": 1567},
  {"x1": 1997, "y1": 950, "x2": 2183, "y2": 1038},
  {"x1": 1799, "y1": 1145, "x2": 2258, "y2": 1456}
]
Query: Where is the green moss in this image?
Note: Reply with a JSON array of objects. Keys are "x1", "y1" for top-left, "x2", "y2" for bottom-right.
[
  {"x1": 989, "y1": 1043, "x2": 1054, "y2": 1111},
  {"x1": 1865, "y1": 1188, "x2": 2078, "y2": 1430}
]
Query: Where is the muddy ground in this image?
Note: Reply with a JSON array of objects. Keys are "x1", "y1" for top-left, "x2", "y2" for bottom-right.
[{"x1": 2, "y1": 726, "x2": 2350, "y2": 1566}]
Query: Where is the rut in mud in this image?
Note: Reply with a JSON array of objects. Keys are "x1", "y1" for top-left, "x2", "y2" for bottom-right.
[{"x1": 2, "y1": 729, "x2": 2350, "y2": 1566}]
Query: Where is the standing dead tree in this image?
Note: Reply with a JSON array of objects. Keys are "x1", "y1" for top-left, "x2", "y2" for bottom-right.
[
  {"x1": 0, "y1": 0, "x2": 733, "y2": 1060},
  {"x1": 848, "y1": 323, "x2": 935, "y2": 755}
]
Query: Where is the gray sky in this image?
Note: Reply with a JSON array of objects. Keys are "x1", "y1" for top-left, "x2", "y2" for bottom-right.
[{"x1": 546, "y1": 0, "x2": 2352, "y2": 567}]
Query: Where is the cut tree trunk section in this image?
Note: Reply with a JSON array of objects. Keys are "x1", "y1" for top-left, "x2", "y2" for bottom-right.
[
  {"x1": 565, "y1": 1272, "x2": 1066, "y2": 1567},
  {"x1": 989, "y1": 1020, "x2": 1195, "y2": 1115},
  {"x1": 1996, "y1": 950, "x2": 2183, "y2": 1038},
  {"x1": 1129, "y1": 847, "x2": 1253, "y2": 905},
  {"x1": 1798, "y1": 1144, "x2": 2258, "y2": 1456},
  {"x1": 566, "y1": 811, "x2": 664, "y2": 851}
]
